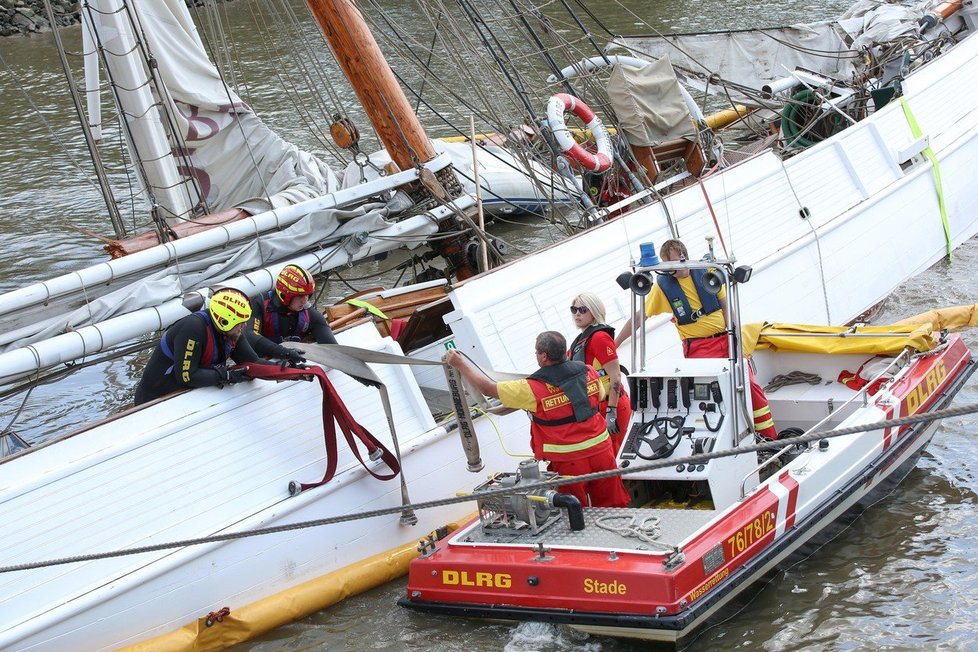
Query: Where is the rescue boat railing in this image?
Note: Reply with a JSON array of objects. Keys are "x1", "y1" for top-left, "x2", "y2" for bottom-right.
[
  {"x1": 738, "y1": 347, "x2": 914, "y2": 499},
  {"x1": 624, "y1": 257, "x2": 753, "y2": 450}
]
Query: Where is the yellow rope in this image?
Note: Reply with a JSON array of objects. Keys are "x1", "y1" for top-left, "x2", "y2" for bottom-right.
[
  {"x1": 469, "y1": 404, "x2": 534, "y2": 459},
  {"x1": 900, "y1": 97, "x2": 952, "y2": 261}
]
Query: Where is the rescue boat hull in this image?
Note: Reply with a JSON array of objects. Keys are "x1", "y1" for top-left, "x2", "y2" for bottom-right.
[
  {"x1": 399, "y1": 417, "x2": 955, "y2": 642},
  {"x1": 399, "y1": 339, "x2": 976, "y2": 644}
]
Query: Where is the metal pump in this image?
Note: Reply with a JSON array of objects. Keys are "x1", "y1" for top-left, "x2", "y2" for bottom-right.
[{"x1": 472, "y1": 459, "x2": 574, "y2": 535}]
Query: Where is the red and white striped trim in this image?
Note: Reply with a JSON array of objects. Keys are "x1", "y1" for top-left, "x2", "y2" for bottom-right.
[
  {"x1": 771, "y1": 470, "x2": 799, "y2": 537},
  {"x1": 545, "y1": 93, "x2": 613, "y2": 173}
]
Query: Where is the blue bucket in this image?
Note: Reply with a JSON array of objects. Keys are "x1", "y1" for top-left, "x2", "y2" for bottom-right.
[{"x1": 638, "y1": 242, "x2": 660, "y2": 267}]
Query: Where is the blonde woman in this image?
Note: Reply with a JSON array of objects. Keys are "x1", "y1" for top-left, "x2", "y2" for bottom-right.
[{"x1": 568, "y1": 292, "x2": 631, "y2": 451}]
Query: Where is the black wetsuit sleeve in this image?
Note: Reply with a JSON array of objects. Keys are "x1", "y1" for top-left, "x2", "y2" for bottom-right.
[
  {"x1": 309, "y1": 308, "x2": 338, "y2": 345},
  {"x1": 171, "y1": 318, "x2": 223, "y2": 389},
  {"x1": 247, "y1": 296, "x2": 264, "y2": 340},
  {"x1": 245, "y1": 330, "x2": 283, "y2": 358},
  {"x1": 231, "y1": 333, "x2": 262, "y2": 364}
]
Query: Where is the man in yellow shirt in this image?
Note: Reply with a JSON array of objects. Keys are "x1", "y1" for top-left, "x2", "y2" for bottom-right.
[
  {"x1": 446, "y1": 332, "x2": 629, "y2": 507},
  {"x1": 615, "y1": 239, "x2": 777, "y2": 439}
]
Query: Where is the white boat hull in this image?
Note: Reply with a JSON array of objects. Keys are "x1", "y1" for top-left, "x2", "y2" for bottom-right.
[
  {"x1": 0, "y1": 327, "x2": 537, "y2": 651},
  {"x1": 5, "y1": 10, "x2": 978, "y2": 652}
]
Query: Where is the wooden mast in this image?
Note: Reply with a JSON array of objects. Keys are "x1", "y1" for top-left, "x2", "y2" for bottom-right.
[
  {"x1": 307, "y1": 0, "x2": 488, "y2": 280},
  {"x1": 305, "y1": 0, "x2": 438, "y2": 175}
]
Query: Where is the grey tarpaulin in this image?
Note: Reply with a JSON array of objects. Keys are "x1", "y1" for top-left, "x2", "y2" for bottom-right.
[{"x1": 606, "y1": 55, "x2": 693, "y2": 146}]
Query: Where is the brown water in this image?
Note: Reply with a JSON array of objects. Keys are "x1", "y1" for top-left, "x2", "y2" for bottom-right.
[{"x1": 1, "y1": 1, "x2": 977, "y2": 650}]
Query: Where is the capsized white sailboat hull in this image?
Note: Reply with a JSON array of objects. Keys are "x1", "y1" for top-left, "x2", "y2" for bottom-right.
[
  {"x1": 0, "y1": 326, "x2": 537, "y2": 651},
  {"x1": 445, "y1": 26, "x2": 978, "y2": 376}
]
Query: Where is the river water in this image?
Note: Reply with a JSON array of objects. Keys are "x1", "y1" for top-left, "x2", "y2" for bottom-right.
[{"x1": 1, "y1": 1, "x2": 977, "y2": 650}]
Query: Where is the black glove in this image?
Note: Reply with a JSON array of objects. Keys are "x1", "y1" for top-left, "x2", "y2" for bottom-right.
[
  {"x1": 283, "y1": 335, "x2": 302, "y2": 342},
  {"x1": 352, "y1": 374, "x2": 381, "y2": 389},
  {"x1": 214, "y1": 364, "x2": 251, "y2": 386},
  {"x1": 277, "y1": 347, "x2": 306, "y2": 367},
  {"x1": 606, "y1": 410, "x2": 618, "y2": 435}
]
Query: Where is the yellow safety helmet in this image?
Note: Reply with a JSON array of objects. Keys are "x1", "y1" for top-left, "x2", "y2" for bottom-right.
[{"x1": 208, "y1": 288, "x2": 252, "y2": 332}]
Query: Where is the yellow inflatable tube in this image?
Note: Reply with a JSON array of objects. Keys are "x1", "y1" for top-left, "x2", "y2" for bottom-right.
[{"x1": 121, "y1": 521, "x2": 464, "y2": 652}]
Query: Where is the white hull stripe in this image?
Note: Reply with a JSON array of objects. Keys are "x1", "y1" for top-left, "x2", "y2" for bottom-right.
[
  {"x1": 772, "y1": 470, "x2": 799, "y2": 538},
  {"x1": 770, "y1": 474, "x2": 790, "y2": 538}
]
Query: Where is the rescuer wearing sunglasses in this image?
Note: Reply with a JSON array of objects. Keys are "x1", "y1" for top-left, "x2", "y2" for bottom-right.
[{"x1": 567, "y1": 293, "x2": 630, "y2": 452}]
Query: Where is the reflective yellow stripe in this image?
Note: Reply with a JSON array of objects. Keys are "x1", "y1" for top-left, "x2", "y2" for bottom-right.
[
  {"x1": 542, "y1": 430, "x2": 609, "y2": 454},
  {"x1": 753, "y1": 406, "x2": 774, "y2": 430},
  {"x1": 345, "y1": 298, "x2": 389, "y2": 320}
]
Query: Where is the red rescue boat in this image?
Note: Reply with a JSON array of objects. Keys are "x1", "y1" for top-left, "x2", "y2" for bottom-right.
[{"x1": 400, "y1": 260, "x2": 976, "y2": 644}]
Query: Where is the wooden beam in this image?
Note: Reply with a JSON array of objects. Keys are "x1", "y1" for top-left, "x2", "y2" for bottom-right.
[{"x1": 305, "y1": 0, "x2": 437, "y2": 172}]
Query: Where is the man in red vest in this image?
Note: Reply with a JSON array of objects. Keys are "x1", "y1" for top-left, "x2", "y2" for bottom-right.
[{"x1": 446, "y1": 332, "x2": 629, "y2": 508}]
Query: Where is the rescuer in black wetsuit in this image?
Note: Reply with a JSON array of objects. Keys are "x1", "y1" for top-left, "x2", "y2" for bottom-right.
[
  {"x1": 247, "y1": 264, "x2": 338, "y2": 354},
  {"x1": 248, "y1": 265, "x2": 376, "y2": 388},
  {"x1": 134, "y1": 287, "x2": 303, "y2": 405}
]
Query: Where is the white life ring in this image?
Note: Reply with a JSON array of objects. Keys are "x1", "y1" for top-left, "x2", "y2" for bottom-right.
[{"x1": 545, "y1": 93, "x2": 613, "y2": 173}]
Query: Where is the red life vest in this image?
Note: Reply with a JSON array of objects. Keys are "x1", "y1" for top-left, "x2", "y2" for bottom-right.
[
  {"x1": 192, "y1": 311, "x2": 233, "y2": 367},
  {"x1": 526, "y1": 363, "x2": 609, "y2": 461},
  {"x1": 261, "y1": 292, "x2": 311, "y2": 342}
]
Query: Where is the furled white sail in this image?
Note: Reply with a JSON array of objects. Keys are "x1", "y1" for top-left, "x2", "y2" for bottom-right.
[{"x1": 95, "y1": 0, "x2": 339, "y2": 223}]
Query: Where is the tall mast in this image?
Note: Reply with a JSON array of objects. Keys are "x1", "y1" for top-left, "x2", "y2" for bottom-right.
[
  {"x1": 306, "y1": 0, "x2": 491, "y2": 280},
  {"x1": 304, "y1": 0, "x2": 439, "y2": 175}
]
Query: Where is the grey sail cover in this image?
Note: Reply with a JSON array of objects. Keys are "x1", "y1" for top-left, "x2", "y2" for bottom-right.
[{"x1": 606, "y1": 56, "x2": 692, "y2": 147}]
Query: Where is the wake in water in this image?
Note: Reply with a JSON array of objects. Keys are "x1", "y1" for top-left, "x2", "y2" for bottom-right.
[{"x1": 504, "y1": 621, "x2": 603, "y2": 652}]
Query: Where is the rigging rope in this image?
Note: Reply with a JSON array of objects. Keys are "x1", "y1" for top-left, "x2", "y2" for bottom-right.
[
  {"x1": 764, "y1": 371, "x2": 823, "y2": 393},
  {"x1": 4, "y1": 399, "x2": 977, "y2": 574}
]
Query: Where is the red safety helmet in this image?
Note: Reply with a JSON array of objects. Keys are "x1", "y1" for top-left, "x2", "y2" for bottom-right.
[{"x1": 275, "y1": 264, "x2": 315, "y2": 305}]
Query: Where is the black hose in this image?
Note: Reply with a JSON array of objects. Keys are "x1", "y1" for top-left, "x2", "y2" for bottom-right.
[{"x1": 551, "y1": 493, "x2": 585, "y2": 531}]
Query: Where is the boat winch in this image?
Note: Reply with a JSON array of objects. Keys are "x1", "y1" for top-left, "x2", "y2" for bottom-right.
[{"x1": 472, "y1": 458, "x2": 585, "y2": 536}]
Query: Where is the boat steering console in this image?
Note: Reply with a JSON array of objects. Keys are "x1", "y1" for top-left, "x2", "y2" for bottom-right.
[
  {"x1": 611, "y1": 248, "x2": 762, "y2": 505},
  {"x1": 630, "y1": 415, "x2": 695, "y2": 460}
]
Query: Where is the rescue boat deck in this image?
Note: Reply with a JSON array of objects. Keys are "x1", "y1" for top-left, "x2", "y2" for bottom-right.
[{"x1": 452, "y1": 507, "x2": 716, "y2": 553}]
